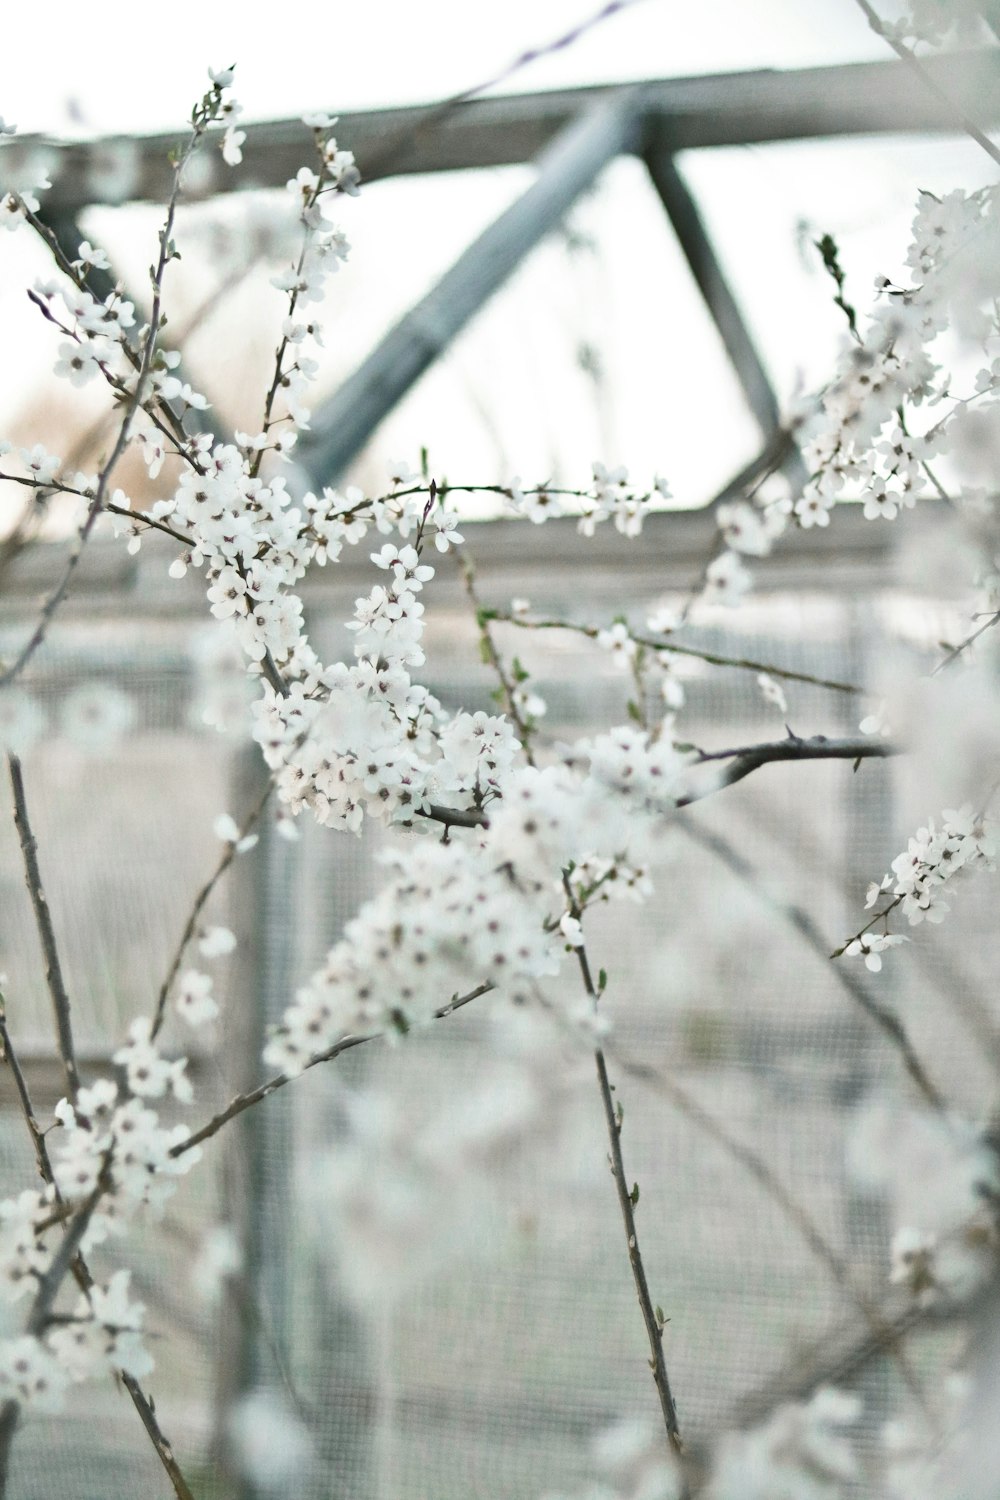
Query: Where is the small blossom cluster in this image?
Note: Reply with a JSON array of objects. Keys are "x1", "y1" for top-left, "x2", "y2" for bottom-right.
[
  {"x1": 0, "y1": 1031, "x2": 202, "y2": 1413},
  {"x1": 505, "y1": 464, "x2": 670, "y2": 536},
  {"x1": 798, "y1": 186, "x2": 1000, "y2": 529},
  {"x1": 852, "y1": 805, "x2": 998, "y2": 965},
  {"x1": 850, "y1": 1102, "x2": 1000, "y2": 1306},
  {"x1": 264, "y1": 757, "x2": 669, "y2": 1077},
  {"x1": 540, "y1": 1417, "x2": 681, "y2": 1500},
  {"x1": 705, "y1": 1387, "x2": 861, "y2": 1500}
]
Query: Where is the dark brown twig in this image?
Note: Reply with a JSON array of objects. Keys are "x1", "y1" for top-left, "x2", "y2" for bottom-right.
[
  {"x1": 677, "y1": 735, "x2": 898, "y2": 806},
  {"x1": 613, "y1": 1046, "x2": 933, "y2": 1415},
  {"x1": 151, "y1": 781, "x2": 273, "y2": 1040},
  {"x1": 171, "y1": 981, "x2": 493, "y2": 1158},
  {"x1": 562, "y1": 874, "x2": 686, "y2": 1466},
  {"x1": 7, "y1": 754, "x2": 79, "y2": 1103}
]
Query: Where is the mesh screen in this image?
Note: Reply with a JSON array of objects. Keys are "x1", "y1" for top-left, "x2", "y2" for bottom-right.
[{"x1": 0, "y1": 573, "x2": 986, "y2": 1499}]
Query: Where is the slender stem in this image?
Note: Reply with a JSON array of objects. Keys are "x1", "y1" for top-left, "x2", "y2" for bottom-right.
[
  {"x1": 932, "y1": 609, "x2": 1000, "y2": 675},
  {"x1": 460, "y1": 553, "x2": 537, "y2": 763},
  {"x1": 492, "y1": 614, "x2": 862, "y2": 694},
  {"x1": 681, "y1": 818, "x2": 947, "y2": 1112},
  {"x1": 853, "y1": 0, "x2": 1000, "y2": 170},
  {"x1": 151, "y1": 782, "x2": 273, "y2": 1039},
  {"x1": 7, "y1": 754, "x2": 79, "y2": 1103},
  {"x1": 612, "y1": 1045, "x2": 934, "y2": 1418},
  {"x1": 594, "y1": 1046, "x2": 686, "y2": 1459},
  {"x1": 119, "y1": 1375, "x2": 196, "y2": 1500},
  {"x1": 171, "y1": 982, "x2": 493, "y2": 1158},
  {"x1": 562, "y1": 874, "x2": 685, "y2": 1463},
  {"x1": 0, "y1": 992, "x2": 55, "y2": 1183}
]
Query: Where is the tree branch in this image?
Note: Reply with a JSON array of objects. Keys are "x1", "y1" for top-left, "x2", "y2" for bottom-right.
[
  {"x1": 677, "y1": 734, "x2": 898, "y2": 806},
  {"x1": 7, "y1": 754, "x2": 80, "y2": 1104},
  {"x1": 679, "y1": 817, "x2": 947, "y2": 1112},
  {"x1": 170, "y1": 982, "x2": 494, "y2": 1158},
  {"x1": 562, "y1": 874, "x2": 687, "y2": 1468},
  {"x1": 854, "y1": 0, "x2": 1000, "y2": 169},
  {"x1": 151, "y1": 781, "x2": 273, "y2": 1040}
]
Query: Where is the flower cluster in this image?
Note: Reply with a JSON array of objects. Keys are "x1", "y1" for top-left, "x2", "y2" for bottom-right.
[
  {"x1": 850, "y1": 804, "x2": 998, "y2": 966},
  {"x1": 705, "y1": 1387, "x2": 861, "y2": 1500},
  {"x1": 797, "y1": 186, "x2": 1000, "y2": 530}
]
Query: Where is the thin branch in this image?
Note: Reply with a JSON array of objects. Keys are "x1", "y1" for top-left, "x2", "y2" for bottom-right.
[
  {"x1": 563, "y1": 874, "x2": 686, "y2": 1467},
  {"x1": 151, "y1": 781, "x2": 273, "y2": 1040},
  {"x1": 677, "y1": 734, "x2": 898, "y2": 806},
  {"x1": 0, "y1": 991, "x2": 55, "y2": 1183},
  {"x1": 460, "y1": 551, "x2": 538, "y2": 763},
  {"x1": 360, "y1": 0, "x2": 651, "y2": 179},
  {"x1": 611, "y1": 1044, "x2": 934, "y2": 1417},
  {"x1": 680, "y1": 817, "x2": 948, "y2": 1113},
  {"x1": 104, "y1": 500, "x2": 195, "y2": 550},
  {"x1": 26, "y1": 1165, "x2": 109, "y2": 1337},
  {"x1": 0, "y1": 93, "x2": 216, "y2": 690},
  {"x1": 932, "y1": 609, "x2": 1000, "y2": 675},
  {"x1": 118, "y1": 1375, "x2": 197, "y2": 1500},
  {"x1": 7, "y1": 754, "x2": 79, "y2": 1103},
  {"x1": 854, "y1": 0, "x2": 1000, "y2": 169},
  {"x1": 170, "y1": 982, "x2": 493, "y2": 1158},
  {"x1": 491, "y1": 613, "x2": 862, "y2": 694}
]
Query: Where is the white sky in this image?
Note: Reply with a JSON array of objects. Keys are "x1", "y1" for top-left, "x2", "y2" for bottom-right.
[{"x1": 0, "y1": 0, "x2": 995, "y2": 512}]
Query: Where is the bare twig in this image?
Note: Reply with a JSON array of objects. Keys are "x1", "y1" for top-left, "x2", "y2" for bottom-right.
[
  {"x1": 562, "y1": 874, "x2": 686, "y2": 1467},
  {"x1": 7, "y1": 754, "x2": 80, "y2": 1103},
  {"x1": 677, "y1": 734, "x2": 898, "y2": 806},
  {"x1": 932, "y1": 609, "x2": 1000, "y2": 675},
  {"x1": 680, "y1": 817, "x2": 947, "y2": 1113},
  {"x1": 491, "y1": 613, "x2": 862, "y2": 694},
  {"x1": 151, "y1": 781, "x2": 273, "y2": 1040},
  {"x1": 171, "y1": 982, "x2": 493, "y2": 1158},
  {"x1": 361, "y1": 0, "x2": 652, "y2": 179},
  {"x1": 0, "y1": 990, "x2": 55, "y2": 1184},
  {"x1": 612, "y1": 1045, "x2": 934, "y2": 1416},
  {"x1": 854, "y1": 0, "x2": 1000, "y2": 169},
  {"x1": 460, "y1": 552, "x2": 538, "y2": 763}
]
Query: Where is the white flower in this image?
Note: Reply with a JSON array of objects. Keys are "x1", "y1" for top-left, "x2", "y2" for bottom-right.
[
  {"x1": 859, "y1": 700, "x2": 891, "y2": 737},
  {"x1": 844, "y1": 931, "x2": 907, "y2": 972},
  {"x1": 191, "y1": 1224, "x2": 243, "y2": 1305},
  {"x1": 199, "y1": 926, "x2": 237, "y2": 958},
  {"x1": 209, "y1": 65, "x2": 236, "y2": 87},
  {"x1": 222, "y1": 126, "x2": 246, "y2": 167},
  {"x1": 176, "y1": 970, "x2": 219, "y2": 1027},
  {"x1": 558, "y1": 913, "x2": 584, "y2": 948},
  {"x1": 757, "y1": 673, "x2": 788, "y2": 715},
  {"x1": 213, "y1": 813, "x2": 259, "y2": 853},
  {"x1": 227, "y1": 1390, "x2": 313, "y2": 1492}
]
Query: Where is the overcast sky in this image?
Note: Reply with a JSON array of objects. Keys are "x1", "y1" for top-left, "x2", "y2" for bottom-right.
[{"x1": 0, "y1": 1, "x2": 993, "y2": 511}]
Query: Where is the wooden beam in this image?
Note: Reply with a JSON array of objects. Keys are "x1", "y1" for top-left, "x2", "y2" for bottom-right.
[
  {"x1": 6, "y1": 52, "x2": 1000, "y2": 216},
  {"x1": 297, "y1": 93, "x2": 642, "y2": 485},
  {"x1": 643, "y1": 142, "x2": 808, "y2": 494}
]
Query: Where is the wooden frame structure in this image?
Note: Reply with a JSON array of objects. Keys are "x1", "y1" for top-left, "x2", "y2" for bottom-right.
[{"x1": 5, "y1": 48, "x2": 1000, "y2": 489}]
